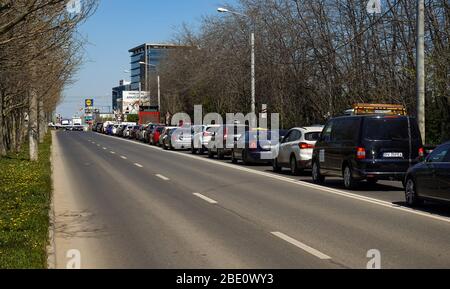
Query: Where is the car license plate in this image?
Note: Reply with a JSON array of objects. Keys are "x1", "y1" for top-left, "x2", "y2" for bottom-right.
[{"x1": 383, "y1": 152, "x2": 403, "y2": 158}]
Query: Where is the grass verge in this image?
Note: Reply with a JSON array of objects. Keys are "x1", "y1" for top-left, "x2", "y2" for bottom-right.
[{"x1": 0, "y1": 133, "x2": 52, "y2": 269}]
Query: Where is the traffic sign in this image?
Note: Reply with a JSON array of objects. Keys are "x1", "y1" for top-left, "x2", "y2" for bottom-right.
[{"x1": 85, "y1": 99, "x2": 94, "y2": 108}]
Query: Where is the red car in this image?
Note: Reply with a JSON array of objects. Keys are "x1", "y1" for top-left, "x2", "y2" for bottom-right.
[{"x1": 149, "y1": 125, "x2": 166, "y2": 145}]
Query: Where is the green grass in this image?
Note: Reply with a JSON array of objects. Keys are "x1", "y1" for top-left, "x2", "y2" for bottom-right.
[{"x1": 0, "y1": 133, "x2": 52, "y2": 269}]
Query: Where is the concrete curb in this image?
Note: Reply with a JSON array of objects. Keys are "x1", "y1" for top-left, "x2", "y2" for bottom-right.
[{"x1": 47, "y1": 131, "x2": 57, "y2": 269}]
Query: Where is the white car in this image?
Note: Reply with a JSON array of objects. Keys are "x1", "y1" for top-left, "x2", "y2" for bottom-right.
[
  {"x1": 272, "y1": 126, "x2": 324, "y2": 175},
  {"x1": 191, "y1": 125, "x2": 221, "y2": 154}
]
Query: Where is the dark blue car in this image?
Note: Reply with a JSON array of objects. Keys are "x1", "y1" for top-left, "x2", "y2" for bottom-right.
[{"x1": 405, "y1": 142, "x2": 450, "y2": 206}]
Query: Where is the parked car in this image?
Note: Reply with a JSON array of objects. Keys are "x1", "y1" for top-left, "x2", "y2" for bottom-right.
[
  {"x1": 161, "y1": 128, "x2": 177, "y2": 150},
  {"x1": 122, "y1": 125, "x2": 135, "y2": 138},
  {"x1": 149, "y1": 125, "x2": 166, "y2": 145},
  {"x1": 208, "y1": 124, "x2": 249, "y2": 159},
  {"x1": 116, "y1": 125, "x2": 127, "y2": 137},
  {"x1": 129, "y1": 125, "x2": 141, "y2": 139},
  {"x1": 272, "y1": 126, "x2": 323, "y2": 175},
  {"x1": 159, "y1": 127, "x2": 177, "y2": 147},
  {"x1": 191, "y1": 125, "x2": 221, "y2": 155},
  {"x1": 312, "y1": 114, "x2": 424, "y2": 189},
  {"x1": 167, "y1": 126, "x2": 191, "y2": 150},
  {"x1": 404, "y1": 142, "x2": 450, "y2": 206},
  {"x1": 137, "y1": 124, "x2": 150, "y2": 141},
  {"x1": 231, "y1": 130, "x2": 286, "y2": 165},
  {"x1": 93, "y1": 123, "x2": 102, "y2": 132},
  {"x1": 105, "y1": 124, "x2": 114, "y2": 135},
  {"x1": 112, "y1": 124, "x2": 121, "y2": 135}
]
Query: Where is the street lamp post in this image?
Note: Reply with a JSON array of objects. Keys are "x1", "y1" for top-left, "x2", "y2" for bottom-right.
[
  {"x1": 139, "y1": 62, "x2": 161, "y2": 111},
  {"x1": 218, "y1": 7, "x2": 256, "y2": 118},
  {"x1": 416, "y1": 0, "x2": 426, "y2": 144}
]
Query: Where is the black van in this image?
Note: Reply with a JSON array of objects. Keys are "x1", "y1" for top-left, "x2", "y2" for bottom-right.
[{"x1": 311, "y1": 115, "x2": 424, "y2": 189}]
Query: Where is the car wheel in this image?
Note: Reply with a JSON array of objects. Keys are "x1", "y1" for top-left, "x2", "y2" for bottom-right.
[
  {"x1": 405, "y1": 178, "x2": 423, "y2": 207},
  {"x1": 290, "y1": 156, "x2": 300, "y2": 175},
  {"x1": 231, "y1": 150, "x2": 238, "y2": 164},
  {"x1": 217, "y1": 149, "x2": 225, "y2": 160},
  {"x1": 343, "y1": 165, "x2": 357, "y2": 190},
  {"x1": 242, "y1": 150, "x2": 251, "y2": 165},
  {"x1": 208, "y1": 149, "x2": 214, "y2": 159},
  {"x1": 272, "y1": 158, "x2": 281, "y2": 172},
  {"x1": 312, "y1": 160, "x2": 325, "y2": 184}
]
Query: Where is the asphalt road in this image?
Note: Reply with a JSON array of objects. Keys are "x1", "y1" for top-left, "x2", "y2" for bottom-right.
[{"x1": 52, "y1": 131, "x2": 450, "y2": 269}]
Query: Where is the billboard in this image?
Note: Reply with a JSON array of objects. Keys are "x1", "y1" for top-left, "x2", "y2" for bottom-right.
[{"x1": 121, "y1": 91, "x2": 149, "y2": 114}]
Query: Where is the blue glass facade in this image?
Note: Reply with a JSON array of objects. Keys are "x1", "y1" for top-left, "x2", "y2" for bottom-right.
[{"x1": 129, "y1": 44, "x2": 178, "y2": 91}]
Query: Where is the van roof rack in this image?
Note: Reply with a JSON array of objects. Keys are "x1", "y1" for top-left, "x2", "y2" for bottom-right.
[{"x1": 352, "y1": 103, "x2": 407, "y2": 116}]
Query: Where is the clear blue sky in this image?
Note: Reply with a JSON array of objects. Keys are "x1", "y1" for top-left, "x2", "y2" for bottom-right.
[{"x1": 58, "y1": 0, "x2": 237, "y2": 118}]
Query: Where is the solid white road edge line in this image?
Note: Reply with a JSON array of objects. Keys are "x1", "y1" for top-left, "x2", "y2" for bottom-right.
[
  {"x1": 271, "y1": 232, "x2": 331, "y2": 260},
  {"x1": 193, "y1": 193, "x2": 218, "y2": 204},
  {"x1": 95, "y1": 133, "x2": 450, "y2": 224}
]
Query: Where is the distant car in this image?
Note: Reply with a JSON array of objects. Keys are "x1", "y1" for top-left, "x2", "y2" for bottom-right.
[
  {"x1": 111, "y1": 125, "x2": 119, "y2": 135},
  {"x1": 105, "y1": 124, "x2": 114, "y2": 135},
  {"x1": 404, "y1": 142, "x2": 450, "y2": 206},
  {"x1": 122, "y1": 125, "x2": 134, "y2": 138},
  {"x1": 312, "y1": 114, "x2": 424, "y2": 189},
  {"x1": 208, "y1": 124, "x2": 249, "y2": 159},
  {"x1": 116, "y1": 125, "x2": 127, "y2": 137},
  {"x1": 129, "y1": 125, "x2": 141, "y2": 139},
  {"x1": 137, "y1": 124, "x2": 149, "y2": 141},
  {"x1": 149, "y1": 125, "x2": 166, "y2": 146},
  {"x1": 231, "y1": 130, "x2": 284, "y2": 165},
  {"x1": 159, "y1": 127, "x2": 177, "y2": 148},
  {"x1": 272, "y1": 126, "x2": 323, "y2": 175}
]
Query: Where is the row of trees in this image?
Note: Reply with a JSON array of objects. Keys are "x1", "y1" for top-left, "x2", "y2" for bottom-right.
[
  {"x1": 157, "y1": 0, "x2": 449, "y2": 145},
  {"x1": 0, "y1": 0, "x2": 97, "y2": 159}
]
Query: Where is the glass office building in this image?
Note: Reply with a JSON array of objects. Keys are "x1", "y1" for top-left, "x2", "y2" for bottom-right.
[
  {"x1": 128, "y1": 43, "x2": 182, "y2": 91},
  {"x1": 112, "y1": 80, "x2": 131, "y2": 112}
]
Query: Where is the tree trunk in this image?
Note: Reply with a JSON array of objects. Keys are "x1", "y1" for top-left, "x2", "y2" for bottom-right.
[
  {"x1": 38, "y1": 99, "x2": 45, "y2": 143},
  {"x1": 29, "y1": 89, "x2": 39, "y2": 161},
  {"x1": 0, "y1": 92, "x2": 6, "y2": 156}
]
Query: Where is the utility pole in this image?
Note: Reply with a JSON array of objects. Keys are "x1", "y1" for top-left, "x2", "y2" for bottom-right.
[
  {"x1": 251, "y1": 32, "x2": 256, "y2": 119},
  {"x1": 416, "y1": 0, "x2": 426, "y2": 144},
  {"x1": 157, "y1": 75, "x2": 161, "y2": 113}
]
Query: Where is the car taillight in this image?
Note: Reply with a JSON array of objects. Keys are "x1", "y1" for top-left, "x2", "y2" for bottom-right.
[
  {"x1": 419, "y1": 147, "x2": 425, "y2": 158},
  {"x1": 223, "y1": 128, "x2": 229, "y2": 140},
  {"x1": 299, "y1": 143, "x2": 314, "y2": 149},
  {"x1": 250, "y1": 141, "x2": 257, "y2": 149},
  {"x1": 356, "y1": 147, "x2": 366, "y2": 159}
]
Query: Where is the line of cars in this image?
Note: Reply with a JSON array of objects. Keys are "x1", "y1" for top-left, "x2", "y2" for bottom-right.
[{"x1": 92, "y1": 104, "x2": 450, "y2": 207}]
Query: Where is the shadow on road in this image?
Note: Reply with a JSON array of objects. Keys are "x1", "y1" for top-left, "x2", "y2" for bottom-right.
[{"x1": 393, "y1": 201, "x2": 450, "y2": 219}]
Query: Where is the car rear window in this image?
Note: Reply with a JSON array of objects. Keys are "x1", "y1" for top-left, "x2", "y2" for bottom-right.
[
  {"x1": 363, "y1": 117, "x2": 419, "y2": 141},
  {"x1": 305, "y1": 132, "x2": 321, "y2": 141}
]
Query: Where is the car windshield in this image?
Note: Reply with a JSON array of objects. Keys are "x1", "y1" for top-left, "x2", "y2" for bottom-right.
[
  {"x1": 305, "y1": 132, "x2": 321, "y2": 141},
  {"x1": 363, "y1": 117, "x2": 417, "y2": 141}
]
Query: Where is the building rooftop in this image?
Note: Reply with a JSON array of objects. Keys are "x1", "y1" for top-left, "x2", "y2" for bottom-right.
[{"x1": 128, "y1": 43, "x2": 187, "y2": 53}]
